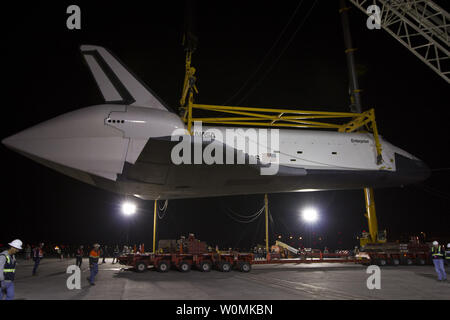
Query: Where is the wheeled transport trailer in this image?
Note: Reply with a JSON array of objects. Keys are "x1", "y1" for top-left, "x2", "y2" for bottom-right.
[
  {"x1": 118, "y1": 252, "x2": 253, "y2": 273},
  {"x1": 356, "y1": 238, "x2": 431, "y2": 266},
  {"x1": 118, "y1": 234, "x2": 253, "y2": 272}
]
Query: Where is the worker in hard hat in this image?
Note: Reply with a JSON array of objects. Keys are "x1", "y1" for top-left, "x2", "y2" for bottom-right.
[
  {"x1": 88, "y1": 243, "x2": 101, "y2": 285},
  {"x1": 445, "y1": 243, "x2": 450, "y2": 267},
  {"x1": 431, "y1": 241, "x2": 447, "y2": 281},
  {"x1": 0, "y1": 239, "x2": 23, "y2": 300},
  {"x1": 32, "y1": 243, "x2": 44, "y2": 276},
  {"x1": 55, "y1": 246, "x2": 62, "y2": 260}
]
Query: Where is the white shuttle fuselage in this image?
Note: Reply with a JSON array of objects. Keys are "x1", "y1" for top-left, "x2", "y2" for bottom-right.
[{"x1": 2, "y1": 46, "x2": 430, "y2": 200}]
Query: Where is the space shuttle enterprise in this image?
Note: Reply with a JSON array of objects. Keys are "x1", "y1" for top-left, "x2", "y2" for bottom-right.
[{"x1": 2, "y1": 45, "x2": 430, "y2": 200}]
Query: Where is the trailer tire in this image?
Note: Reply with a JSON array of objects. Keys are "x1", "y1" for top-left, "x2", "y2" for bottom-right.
[
  {"x1": 416, "y1": 258, "x2": 425, "y2": 265},
  {"x1": 135, "y1": 261, "x2": 147, "y2": 273},
  {"x1": 400, "y1": 258, "x2": 413, "y2": 265},
  {"x1": 218, "y1": 261, "x2": 231, "y2": 272},
  {"x1": 199, "y1": 261, "x2": 212, "y2": 272},
  {"x1": 239, "y1": 262, "x2": 251, "y2": 273},
  {"x1": 375, "y1": 259, "x2": 386, "y2": 266},
  {"x1": 179, "y1": 261, "x2": 191, "y2": 272},
  {"x1": 157, "y1": 260, "x2": 170, "y2": 272}
]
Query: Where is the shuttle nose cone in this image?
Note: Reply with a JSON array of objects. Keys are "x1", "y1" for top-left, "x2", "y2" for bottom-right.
[
  {"x1": 1, "y1": 105, "x2": 116, "y2": 159},
  {"x1": 2, "y1": 136, "x2": 15, "y2": 148},
  {"x1": 2, "y1": 131, "x2": 37, "y2": 153},
  {"x1": 2, "y1": 118, "x2": 68, "y2": 156},
  {"x1": 2, "y1": 106, "x2": 129, "y2": 181},
  {"x1": 2, "y1": 127, "x2": 44, "y2": 148}
]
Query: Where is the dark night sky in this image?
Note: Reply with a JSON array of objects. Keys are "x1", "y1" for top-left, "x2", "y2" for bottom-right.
[{"x1": 1, "y1": 1, "x2": 449, "y2": 251}]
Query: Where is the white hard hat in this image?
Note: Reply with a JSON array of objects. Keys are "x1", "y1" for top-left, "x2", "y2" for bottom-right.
[
  {"x1": 8, "y1": 239, "x2": 23, "y2": 250},
  {"x1": 432, "y1": 241, "x2": 439, "y2": 245},
  {"x1": 447, "y1": 243, "x2": 450, "y2": 248}
]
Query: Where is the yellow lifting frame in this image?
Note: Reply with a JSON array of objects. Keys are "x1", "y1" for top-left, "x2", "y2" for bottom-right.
[
  {"x1": 178, "y1": 42, "x2": 383, "y2": 163},
  {"x1": 181, "y1": 100, "x2": 384, "y2": 165},
  {"x1": 179, "y1": 50, "x2": 385, "y2": 249}
]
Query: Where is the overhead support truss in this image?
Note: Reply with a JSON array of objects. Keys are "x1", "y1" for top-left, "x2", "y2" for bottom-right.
[
  {"x1": 181, "y1": 101, "x2": 384, "y2": 165},
  {"x1": 349, "y1": 0, "x2": 450, "y2": 83}
]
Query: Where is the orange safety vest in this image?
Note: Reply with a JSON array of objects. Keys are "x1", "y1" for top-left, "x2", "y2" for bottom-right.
[
  {"x1": 33, "y1": 248, "x2": 43, "y2": 258},
  {"x1": 89, "y1": 249, "x2": 100, "y2": 258}
]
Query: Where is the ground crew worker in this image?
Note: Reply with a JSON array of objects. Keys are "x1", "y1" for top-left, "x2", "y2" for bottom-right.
[
  {"x1": 257, "y1": 247, "x2": 262, "y2": 260},
  {"x1": 75, "y1": 245, "x2": 84, "y2": 268},
  {"x1": 112, "y1": 245, "x2": 119, "y2": 264},
  {"x1": 0, "y1": 239, "x2": 22, "y2": 300},
  {"x1": 32, "y1": 243, "x2": 44, "y2": 276},
  {"x1": 445, "y1": 243, "x2": 450, "y2": 267},
  {"x1": 431, "y1": 241, "x2": 447, "y2": 281},
  {"x1": 88, "y1": 244, "x2": 101, "y2": 285},
  {"x1": 25, "y1": 244, "x2": 31, "y2": 260},
  {"x1": 101, "y1": 245, "x2": 108, "y2": 264},
  {"x1": 56, "y1": 246, "x2": 62, "y2": 260}
]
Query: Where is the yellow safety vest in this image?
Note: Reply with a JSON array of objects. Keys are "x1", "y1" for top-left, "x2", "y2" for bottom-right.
[
  {"x1": 1, "y1": 254, "x2": 16, "y2": 281},
  {"x1": 432, "y1": 246, "x2": 443, "y2": 257}
]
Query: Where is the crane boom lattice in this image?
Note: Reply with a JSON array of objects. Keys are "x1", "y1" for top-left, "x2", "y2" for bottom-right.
[{"x1": 349, "y1": 0, "x2": 450, "y2": 83}]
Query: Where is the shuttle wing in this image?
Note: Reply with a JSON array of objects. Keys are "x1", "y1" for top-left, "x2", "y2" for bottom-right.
[
  {"x1": 119, "y1": 137, "x2": 307, "y2": 186},
  {"x1": 80, "y1": 45, "x2": 170, "y2": 111}
]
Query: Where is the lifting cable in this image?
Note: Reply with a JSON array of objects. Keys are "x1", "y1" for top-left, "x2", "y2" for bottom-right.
[
  {"x1": 249, "y1": 218, "x2": 259, "y2": 249},
  {"x1": 158, "y1": 199, "x2": 169, "y2": 219},
  {"x1": 269, "y1": 208, "x2": 274, "y2": 225},
  {"x1": 252, "y1": 215, "x2": 262, "y2": 247},
  {"x1": 233, "y1": 220, "x2": 254, "y2": 249},
  {"x1": 220, "y1": 198, "x2": 265, "y2": 220},
  {"x1": 269, "y1": 208, "x2": 284, "y2": 238},
  {"x1": 227, "y1": 204, "x2": 265, "y2": 219},
  {"x1": 222, "y1": 0, "x2": 305, "y2": 106},
  {"x1": 268, "y1": 209, "x2": 277, "y2": 239},
  {"x1": 223, "y1": 206, "x2": 265, "y2": 224},
  {"x1": 271, "y1": 208, "x2": 292, "y2": 237},
  {"x1": 236, "y1": 0, "x2": 319, "y2": 105}
]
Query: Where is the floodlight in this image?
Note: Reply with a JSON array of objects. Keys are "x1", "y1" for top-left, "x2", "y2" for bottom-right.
[
  {"x1": 302, "y1": 208, "x2": 318, "y2": 223},
  {"x1": 122, "y1": 202, "x2": 136, "y2": 216}
]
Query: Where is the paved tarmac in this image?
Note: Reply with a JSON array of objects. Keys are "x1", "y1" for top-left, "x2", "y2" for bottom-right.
[{"x1": 8, "y1": 258, "x2": 450, "y2": 300}]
